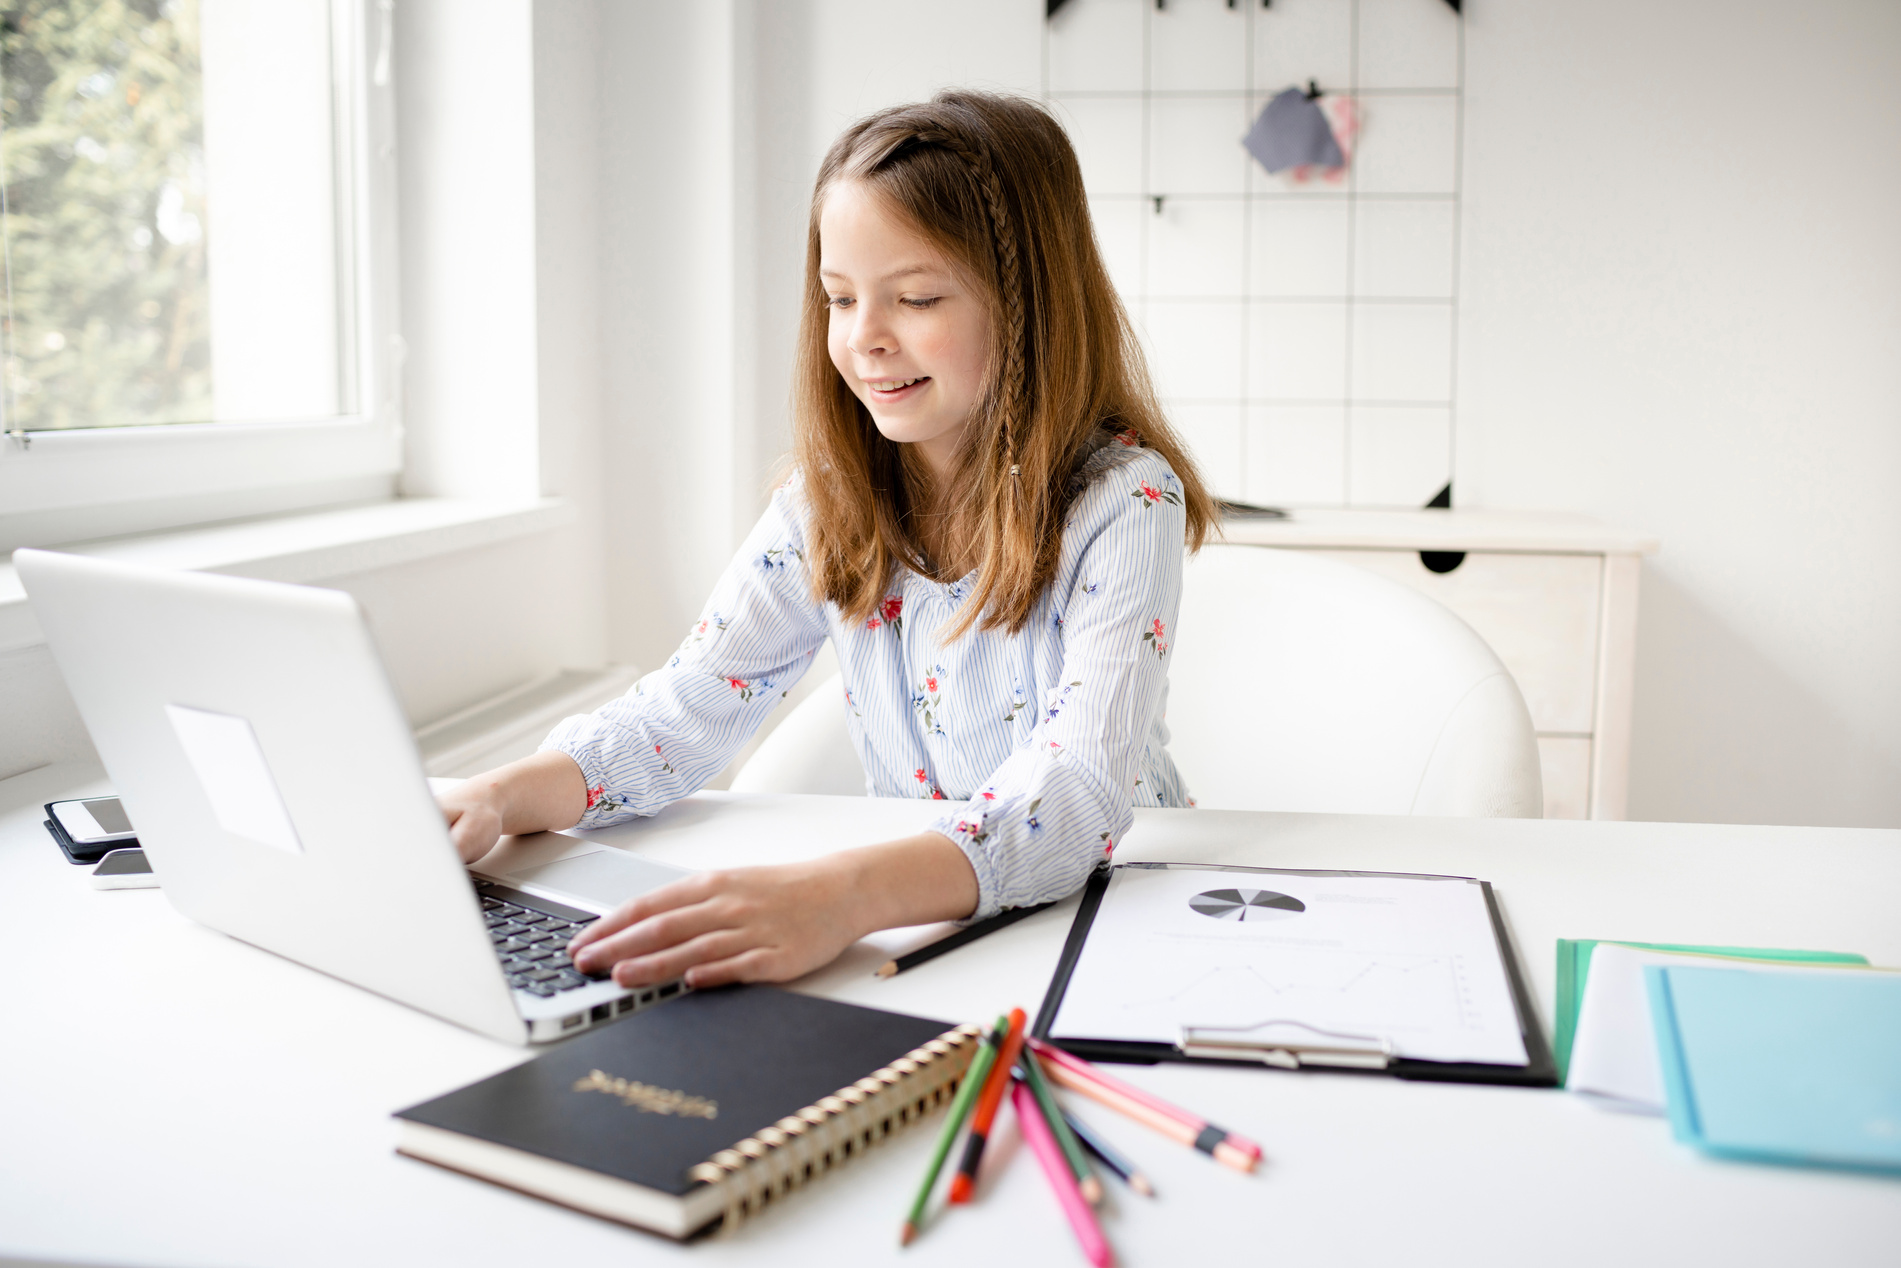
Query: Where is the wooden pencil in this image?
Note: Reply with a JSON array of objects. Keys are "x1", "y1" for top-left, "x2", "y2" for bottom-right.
[
  {"x1": 1013, "y1": 1080, "x2": 1114, "y2": 1267},
  {"x1": 899, "y1": 1014, "x2": 1007, "y2": 1246},
  {"x1": 1035, "y1": 1050, "x2": 1258, "y2": 1174},
  {"x1": 1062, "y1": 1105, "x2": 1155, "y2": 1197},
  {"x1": 1016, "y1": 1054, "x2": 1103, "y2": 1205},
  {"x1": 948, "y1": 1007, "x2": 1027, "y2": 1204},
  {"x1": 1032, "y1": 1039, "x2": 1262, "y2": 1168},
  {"x1": 874, "y1": 902, "x2": 1054, "y2": 977}
]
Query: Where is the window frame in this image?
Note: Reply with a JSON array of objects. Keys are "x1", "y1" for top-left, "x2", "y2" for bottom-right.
[{"x1": 0, "y1": 0, "x2": 402, "y2": 550}]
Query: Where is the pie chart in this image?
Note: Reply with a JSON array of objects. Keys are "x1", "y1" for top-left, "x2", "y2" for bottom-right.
[{"x1": 1189, "y1": 888, "x2": 1306, "y2": 922}]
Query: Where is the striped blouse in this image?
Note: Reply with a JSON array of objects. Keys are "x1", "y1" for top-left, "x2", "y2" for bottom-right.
[{"x1": 540, "y1": 437, "x2": 1193, "y2": 920}]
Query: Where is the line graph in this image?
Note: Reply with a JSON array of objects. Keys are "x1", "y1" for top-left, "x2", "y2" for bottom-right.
[{"x1": 1114, "y1": 946, "x2": 1467, "y2": 1038}]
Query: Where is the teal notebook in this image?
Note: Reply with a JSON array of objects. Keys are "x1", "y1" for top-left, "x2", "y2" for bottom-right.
[
  {"x1": 1552, "y1": 939, "x2": 1866, "y2": 1083},
  {"x1": 1646, "y1": 965, "x2": 1901, "y2": 1176}
]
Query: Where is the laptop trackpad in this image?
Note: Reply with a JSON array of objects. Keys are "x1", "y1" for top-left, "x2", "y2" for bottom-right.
[{"x1": 501, "y1": 850, "x2": 690, "y2": 912}]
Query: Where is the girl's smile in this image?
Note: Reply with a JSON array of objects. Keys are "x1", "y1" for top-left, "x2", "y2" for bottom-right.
[{"x1": 865, "y1": 375, "x2": 930, "y2": 402}]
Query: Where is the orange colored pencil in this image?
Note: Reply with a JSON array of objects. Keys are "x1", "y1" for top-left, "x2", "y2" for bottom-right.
[
  {"x1": 1035, "y1": 1048, "x2": 1258, "y2": 1173},
  {"x1": 949, "y1": 1007, "x2": 1026, "y2": 1203}
]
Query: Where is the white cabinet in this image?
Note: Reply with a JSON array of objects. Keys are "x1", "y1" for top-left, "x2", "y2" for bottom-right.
[{"x1": 1218, "y1": 510, "x2": 1656, "y2": 820}]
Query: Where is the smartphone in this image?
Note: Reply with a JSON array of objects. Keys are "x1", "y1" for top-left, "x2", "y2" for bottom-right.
[
  {"x1": 90, "y1": 848, "x2": 159, "y2": 890},
  {"x1": 45, "y1": 797, "x2": 141, "y2": 865}
]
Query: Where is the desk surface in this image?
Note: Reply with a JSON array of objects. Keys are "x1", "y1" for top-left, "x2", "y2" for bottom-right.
[{"x1": 4, "y1": 762, "x2": 1896, "y2": 1268}]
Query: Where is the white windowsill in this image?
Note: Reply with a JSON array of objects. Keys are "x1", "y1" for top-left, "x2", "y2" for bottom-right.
[{"x1": 0, "y1": 496, "x2": 575, "y2": 654}]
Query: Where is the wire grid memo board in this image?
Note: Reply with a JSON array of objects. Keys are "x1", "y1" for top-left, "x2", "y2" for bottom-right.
[{"x1": 1042, "y1": 0, "x2": 1464, "y2": 509}]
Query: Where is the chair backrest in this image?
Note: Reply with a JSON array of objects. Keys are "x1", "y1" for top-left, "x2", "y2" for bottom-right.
[
  {"x1": 731, "y1": 545, "x2": 1543, "y2": 818},
  {"x1": 727, "y1": 673, "x2": 866, "y2": 796},
  {"x1": 1166, "y1": 544, "x2": 1542, "y2": 817}
]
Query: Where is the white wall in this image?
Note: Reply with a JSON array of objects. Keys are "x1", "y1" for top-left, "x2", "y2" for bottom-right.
[
  {"x1": 382, "y1": 0, "x2": 605, "y2": 694},
  {"x1": 530, "y1": 0, "x2": 609, "y2": 674},
  {"x1": 1456, "y1": 0, "x2": 1901, "y2": 827},
  {"x1": 595, "y1": 1, "x2": 743, "y2": 673},
  {"x1": 396, "y1": 0, "x2": 542, "y2": 501}
]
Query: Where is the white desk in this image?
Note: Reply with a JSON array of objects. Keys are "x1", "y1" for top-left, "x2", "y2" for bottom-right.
[{"x1": 4, "y1": 761, "x2": 1897, "y2": 1267}]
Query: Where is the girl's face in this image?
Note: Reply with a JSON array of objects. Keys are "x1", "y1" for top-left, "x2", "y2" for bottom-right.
[{"x1": 821, "y1": 181, "x2": 992, "y2": 477}]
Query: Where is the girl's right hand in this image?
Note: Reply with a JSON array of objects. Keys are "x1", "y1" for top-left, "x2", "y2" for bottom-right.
[
  {"x1": 433, "y1": 750, "x2": 591, "y2": 865},
  {"x1": 437, "y1": 783, "x2": 508, "y2": 863}
]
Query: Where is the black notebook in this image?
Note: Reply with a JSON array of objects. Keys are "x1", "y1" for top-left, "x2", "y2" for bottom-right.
[{"x1": 394, "y1": 985, "x2": 979, "y2": 1238}]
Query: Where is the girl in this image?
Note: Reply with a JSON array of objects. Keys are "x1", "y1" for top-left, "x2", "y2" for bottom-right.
[{"x1": 439, "y1": 89, "x2": 1214, "y2": 993}]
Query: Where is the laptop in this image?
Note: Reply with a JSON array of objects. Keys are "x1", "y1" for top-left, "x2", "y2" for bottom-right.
[{"x1": 16, "y1": 547, "x2": 689, "y2": 1044}]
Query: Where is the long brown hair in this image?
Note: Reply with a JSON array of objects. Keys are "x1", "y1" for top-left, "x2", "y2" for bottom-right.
[{"x1": 794, "y1": 89, "x2": 1215, "y2": 638}]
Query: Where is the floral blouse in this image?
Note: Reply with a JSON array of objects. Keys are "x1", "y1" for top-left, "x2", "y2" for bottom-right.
[{"x1": 540, "y1": 438, "x2": 1193, "y2": 920}]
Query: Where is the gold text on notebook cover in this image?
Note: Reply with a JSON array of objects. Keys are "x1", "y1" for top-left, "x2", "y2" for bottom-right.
[{"x1": 572, "y1": 1068, "x2": 719, "y2": 1119}]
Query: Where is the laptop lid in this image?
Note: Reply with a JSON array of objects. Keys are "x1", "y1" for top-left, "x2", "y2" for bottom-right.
[{"x1": 17, "y1": 548, "x2": 527, "y2": 1044}]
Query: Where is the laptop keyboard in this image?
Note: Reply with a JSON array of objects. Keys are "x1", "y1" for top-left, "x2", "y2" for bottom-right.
[{"x1": 474, "y1": 879, "x2": 605, "y2": 998}]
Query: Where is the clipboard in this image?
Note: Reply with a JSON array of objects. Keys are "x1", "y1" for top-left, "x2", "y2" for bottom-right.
[{"x1": 1032, "y1": 863, "x2": 1557, "y2": 1087}]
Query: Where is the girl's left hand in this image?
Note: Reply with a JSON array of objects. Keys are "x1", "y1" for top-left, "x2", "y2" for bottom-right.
[{"x1": 565, "y1": 833, "x2": 978, "y2": 989}]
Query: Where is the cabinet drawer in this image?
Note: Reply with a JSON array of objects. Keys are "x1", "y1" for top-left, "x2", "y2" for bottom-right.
[
  {"x1": 1537, "y1": 736, "x2": 1593, "y2": 820},
  {"x1": 1303, "y1": 550, "x2": 1603, "y2": 735}
]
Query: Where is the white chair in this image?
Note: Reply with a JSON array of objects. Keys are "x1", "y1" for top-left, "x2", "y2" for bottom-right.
[
  {"x1": 727, "y1": 672, "x2": 867, "y2": 796},
  {"x1": 1166, "y1": 544, "x2": 1541, "y2": 817},
  {"x1": 732, "y1": 545, "x2": 1542, "y2": 818}
]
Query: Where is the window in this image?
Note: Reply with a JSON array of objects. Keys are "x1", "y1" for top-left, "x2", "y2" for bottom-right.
[{"x1": 0, "y1": 0, "x2": 398, "y2": 549}]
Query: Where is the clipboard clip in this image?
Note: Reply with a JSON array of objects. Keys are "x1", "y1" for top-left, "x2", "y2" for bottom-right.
[{"x1": 1179, "y1": 1019, "x2": 1396, "y2": 1070}]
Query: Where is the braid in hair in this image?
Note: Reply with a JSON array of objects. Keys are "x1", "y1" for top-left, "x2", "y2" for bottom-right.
[{"x1": 897, "y1": 128, "x2": 1028, "y2": 492}]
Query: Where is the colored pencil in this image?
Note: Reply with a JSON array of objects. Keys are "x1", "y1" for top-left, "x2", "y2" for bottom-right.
[
  {"x1": 1062, "y1": 1105, "x2": 1155, "y2": 1198},
  {"x1": 1013, "y1": 1080, "x2": 1114, "y2": 1268},
  {"x1": 949, "y1": 1006, "x2": 1027, "y2": 1203},
  {"x1": 899, "y1": 1014, "x2": 1007, "y2": 1246},
  {"x1": 875, "y1": 902, "x2": 1055, "y2": 977},
  {"x1": 1016, "y1": 1055, "x2": 1103, "y2": 1205},
  {"x1": 1032, "y1": 1039, "x2": 1262, "y2": 1170},
  {"x1": 1034, "y1": 1049, "x2": 1258, "y2": 1174}
]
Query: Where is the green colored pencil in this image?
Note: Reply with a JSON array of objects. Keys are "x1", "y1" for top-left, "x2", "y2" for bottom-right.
[
  {"x1": 899, "y1": 1014, "x2": 1008, "y2": 1246},
  {"x1": 1016, "y1": 1054, "x2": 1102, "y2": 1205}
]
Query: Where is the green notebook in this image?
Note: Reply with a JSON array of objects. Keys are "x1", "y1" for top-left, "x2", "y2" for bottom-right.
[{"x1": 1553, "y1": 939, "x2": 1866, "y2": 1083}]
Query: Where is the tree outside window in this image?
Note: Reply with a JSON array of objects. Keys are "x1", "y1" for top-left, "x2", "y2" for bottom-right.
[
  {"x1": 4, "y1": 0, "x2": 348, "y2": 440},
  {"x1": 2, "y1": 0, "x2": 212, "y2": 432}
]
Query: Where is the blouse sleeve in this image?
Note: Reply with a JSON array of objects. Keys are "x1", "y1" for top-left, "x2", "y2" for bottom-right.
[
  {"x1": 540, "y1": 479, "x2": 830, "y2": 828},
  {"x1": 929, "y1": 459, "x2": 1186, "y2": 920}
]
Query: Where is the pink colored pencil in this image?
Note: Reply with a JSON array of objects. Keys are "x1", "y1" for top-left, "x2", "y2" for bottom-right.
[
  {"x1": 1032, "y1": 1038, "x2": 1262, "y2": 1165},
  {"x1": 1038, "y1": 1056, "x2": 1258, "y2": 1174},
  {"x1": 1013, "y1": 1080, "x2": 1114, "y2": 1267}
]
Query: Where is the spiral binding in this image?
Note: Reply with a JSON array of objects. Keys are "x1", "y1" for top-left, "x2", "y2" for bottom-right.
[{"x1": 686, "y1": 1021, "x2": 984, "y2": 1233}]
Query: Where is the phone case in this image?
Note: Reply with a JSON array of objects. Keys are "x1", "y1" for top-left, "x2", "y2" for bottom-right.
[{"x1": 43, "y1": 808, "x2": 140, "y2": 866}]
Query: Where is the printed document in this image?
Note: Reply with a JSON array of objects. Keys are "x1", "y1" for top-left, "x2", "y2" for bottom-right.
[{"x1": 1051, "y1": 864, "x2": 1528, "y2": 1066}]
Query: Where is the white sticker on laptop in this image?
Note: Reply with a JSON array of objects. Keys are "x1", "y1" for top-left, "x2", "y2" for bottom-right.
[{"x1": 165, "y1": 703, "x2": 304, "y2": 854}]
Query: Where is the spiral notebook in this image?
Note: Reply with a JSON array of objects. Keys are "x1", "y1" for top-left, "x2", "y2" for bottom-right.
[{"x1": 394, "y1": 985, "x2": 980, "y2": 1238}]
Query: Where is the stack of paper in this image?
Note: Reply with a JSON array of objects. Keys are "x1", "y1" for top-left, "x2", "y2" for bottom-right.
[
  {"x1": 1562, "y1": 943, "x2": 1865, "y2": 1113},
  {"x1": 1557, "y1": 938, "x2": 1901, "y2": 1175}
]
